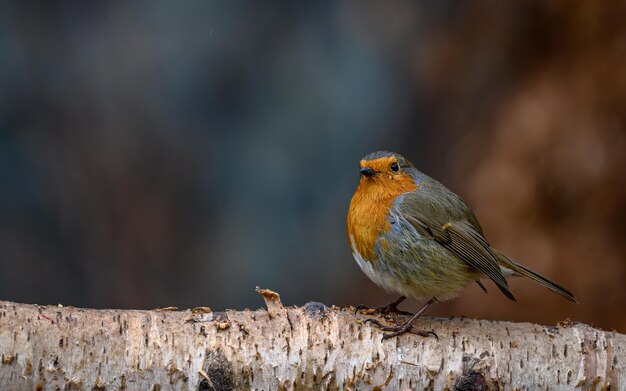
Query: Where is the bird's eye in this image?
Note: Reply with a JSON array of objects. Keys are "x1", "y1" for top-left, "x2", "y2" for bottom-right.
[{"x1": 390, "y1": 162, "x2": 399, "y2": 172}]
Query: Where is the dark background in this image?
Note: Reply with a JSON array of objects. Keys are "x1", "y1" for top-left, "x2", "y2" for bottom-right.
[{"x1": 1, "y1": 1, "x2": 625, "y2": 332}]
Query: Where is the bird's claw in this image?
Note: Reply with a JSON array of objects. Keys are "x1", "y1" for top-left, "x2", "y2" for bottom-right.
[
  {"x1": 364, "y1": 318, "x2": 386, "y2": 328},
  {"x1": 364, "y1": 318, "x2": 438, "y2": 340},
  {"x1": 355, "y1": 303, "x2": 413, "y2": 317},
  {"x1": 381, "y1": 327, "x2": 439, "y2": 341}
]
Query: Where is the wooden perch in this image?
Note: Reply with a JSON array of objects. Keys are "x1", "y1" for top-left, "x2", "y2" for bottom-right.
[{"x1": 0, "y1": 288, "x2": 624, "y2": 390}]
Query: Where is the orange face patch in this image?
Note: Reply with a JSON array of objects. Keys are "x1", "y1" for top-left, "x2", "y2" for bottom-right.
[
  {"x1": 358, "y1": 156, "x2": 396, "y2": 172},
  {"x1": 347, "y1": 157, "x2": 418, "y2": 261}
]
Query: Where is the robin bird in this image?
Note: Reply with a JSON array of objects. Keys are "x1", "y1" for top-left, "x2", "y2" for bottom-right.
[{"x1": 347, "y1": 150, "x2": 576, "y2": 339}]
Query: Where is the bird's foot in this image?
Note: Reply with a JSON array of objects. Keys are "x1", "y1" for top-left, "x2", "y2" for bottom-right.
[
  {"x1": 354, "y1": 298, "x2": 412, "y2": 317},
  {"x1": 364, "y1": 318, "x2": 438, "y2": 340}
]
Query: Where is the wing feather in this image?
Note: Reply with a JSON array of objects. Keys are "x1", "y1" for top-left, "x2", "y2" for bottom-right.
[{"x1": 402, "y1": 188, "x2": 516, "y2": 301}]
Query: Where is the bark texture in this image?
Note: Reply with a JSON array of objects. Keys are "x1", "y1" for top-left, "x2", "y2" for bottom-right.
[{"x1": 0, "y1": 289, "x2": 624, "y2": 390}]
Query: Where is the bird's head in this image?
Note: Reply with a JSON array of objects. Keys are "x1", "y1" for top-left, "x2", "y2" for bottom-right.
[
  {"x1": 356, "y1": 151, "x2": 418, "y2": 196},
  {"x1": 358, "y1": 150, "x2": 415, "y2": 180}
]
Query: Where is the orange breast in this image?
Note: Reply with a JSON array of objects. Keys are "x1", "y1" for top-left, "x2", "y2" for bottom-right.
[{"x1": 347, "y1": 173, "x2": 418, "y2": 261}]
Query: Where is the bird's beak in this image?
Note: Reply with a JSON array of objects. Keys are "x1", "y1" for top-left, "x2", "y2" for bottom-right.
[{"x1": 360, "y1": 167, "x2": 376, "y2": 177}]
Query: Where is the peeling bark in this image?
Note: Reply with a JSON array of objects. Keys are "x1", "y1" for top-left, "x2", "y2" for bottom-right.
[{"x1": 0, "y1": 289, "x2": 624, "y2": 390}]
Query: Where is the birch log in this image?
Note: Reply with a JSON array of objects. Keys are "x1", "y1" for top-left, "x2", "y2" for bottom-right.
[{"x1": 0, "y1": 288, "x2": 624, "y2": 390}]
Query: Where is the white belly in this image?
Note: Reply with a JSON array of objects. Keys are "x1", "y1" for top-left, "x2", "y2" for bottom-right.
[
  {"x1": 349, "y1": 235, "x2": 407, "y2": 295},
  {"x1": 349, "y1": 234, "x2": 474, "y2": 301}
]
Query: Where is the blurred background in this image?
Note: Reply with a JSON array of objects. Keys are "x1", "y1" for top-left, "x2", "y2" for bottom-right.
[{"x1": 0, "y1": 1, "x2": 625, "y2": 332}]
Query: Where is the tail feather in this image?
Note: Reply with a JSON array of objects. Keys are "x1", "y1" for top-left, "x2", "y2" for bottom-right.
[{"x1": 495, "y1": 251, "x2": 578, "y2": 303}]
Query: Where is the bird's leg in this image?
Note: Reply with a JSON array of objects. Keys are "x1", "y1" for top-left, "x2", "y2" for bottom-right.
[
  {"x1": 365, "y1": 297, "x2": 438, "y2": 340},
  {"x1": 355, "y1": 296, "x2": 413, "y2": 316}
]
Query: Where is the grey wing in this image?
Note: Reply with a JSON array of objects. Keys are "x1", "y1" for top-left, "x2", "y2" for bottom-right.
[
  {"x1": 398, "y1": 184, "x2": 516, "y2": 301},
  {"x1": 406, "y1": 174, "x2": 484, "y2": 230}
]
